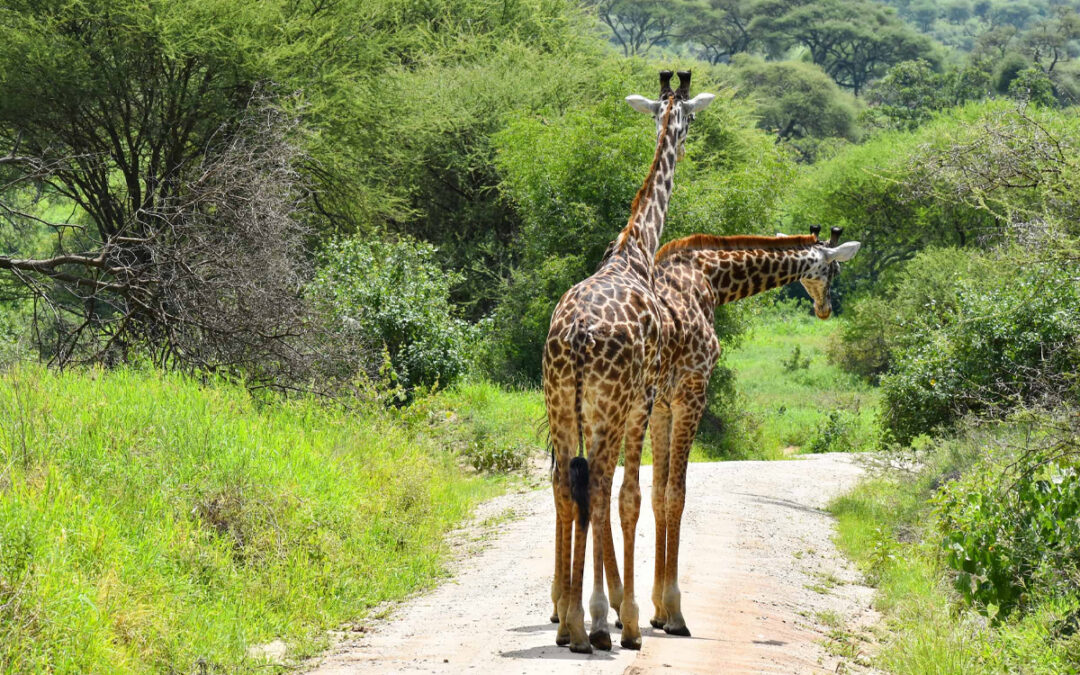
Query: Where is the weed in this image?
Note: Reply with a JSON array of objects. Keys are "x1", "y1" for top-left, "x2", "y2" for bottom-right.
[{"x1": 782, "y1": 345, "x2": 812, "y2": 372}]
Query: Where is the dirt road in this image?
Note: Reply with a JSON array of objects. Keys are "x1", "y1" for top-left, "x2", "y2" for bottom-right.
[{"x1": 308, "y1": 454, "x2": 878, "y2": 674}]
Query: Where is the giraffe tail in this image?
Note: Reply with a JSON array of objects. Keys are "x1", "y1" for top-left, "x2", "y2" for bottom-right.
[
  {"x1": 569, "y1": 455, "x2": 589, "y2": 530},
  {"x1": 568, "y1": 322, "x2": 591, "y2": 530}
]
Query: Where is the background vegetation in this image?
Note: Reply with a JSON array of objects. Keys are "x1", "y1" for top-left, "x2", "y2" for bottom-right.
[{"x1": 1, "y1": 0, "x2": 1079, "y2": 671}]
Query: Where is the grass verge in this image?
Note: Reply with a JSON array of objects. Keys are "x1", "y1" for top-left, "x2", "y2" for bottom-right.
[
  {"x1": 831, "y1": 444, "x2": 1079, "y2": 673},
  {"x1": 698, "y1": 304, "x2": 879, "y2": 460},
  {"x1": 0, "y1": 366, "x2": 539, "y2": 673}
]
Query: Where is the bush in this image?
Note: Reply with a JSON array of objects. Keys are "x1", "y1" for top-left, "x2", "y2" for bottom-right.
[
  {"x1": 309, "y1": 237, "x2": 472, "y2": 394},
  {"x1": 829, "y1": 247, "x2": 989, "y2": 380},
  {"x1": 933, "y1": 414, "x2": 1080, "y2": 619},
  {"x1": 879, "y1": 249, "x2": 1080, "y2": 444}
]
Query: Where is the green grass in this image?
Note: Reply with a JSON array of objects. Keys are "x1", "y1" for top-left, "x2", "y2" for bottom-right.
[
  {"x1": 0, "y1": 366, "x2": 540, "y2": 673},
  {"x1": 707, "y1": 306, "x2": 879, "y2": 460},
  {"x1": 831, "y1": 464, "x2": 1080, "y2": 673}
]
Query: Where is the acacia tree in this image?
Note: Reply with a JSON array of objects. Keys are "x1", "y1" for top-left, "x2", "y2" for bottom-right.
[
  {"x1": 589, "y1": 0, "x2": 693, "y2": 55},
  {"x1": 751, "y1": 0, "x2": 937, "y2": 95},
  {"x1": 684, "y1": 0, "x2": 757, "y2": 64},
  {"x1": 1021, "y1": 8, "x2": 1080, "y2": 73}
]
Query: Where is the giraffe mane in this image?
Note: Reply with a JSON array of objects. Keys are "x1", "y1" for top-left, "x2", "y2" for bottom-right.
[
  {"x1": 655, "y1": 234, "x2": 819, "y2": 261},
  {"x1": 616, "y1": 101, "x2": 677, "y2": 253}
]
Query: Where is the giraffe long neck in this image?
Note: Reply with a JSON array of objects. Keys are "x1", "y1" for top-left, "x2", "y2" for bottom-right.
[
  {"x1": 699, "y1": 248, "x2": 819, "y2": 305},
  {"x1": 613, "y1": 102, "x2": 679, "y2": 272}
]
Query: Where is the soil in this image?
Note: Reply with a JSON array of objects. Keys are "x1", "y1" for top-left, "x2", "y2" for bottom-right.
[{"x1": 306, "y1": 453, "x2": 880, "y2": 674}]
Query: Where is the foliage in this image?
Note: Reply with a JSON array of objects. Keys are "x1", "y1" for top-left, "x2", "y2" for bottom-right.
[
  {"x1": 588, "y1": 0, "x2": 692, "y2": 56},
  {"x1": 0, "y1": 365, "x2": 538, "y2": 672},
  {"x1": 750, "y1": 0, "x2": 939, "y2": 95},
  {"x1": 862, "y1": 59, "x2": 992, "y2": 131},
  {"x1": 309, "y1": 237, "x2": 472, "y2": 394},
  {"x1": 787, "y1": 100, "x2": 1080, "y2": 296},
  {"x1": 937, "y1": 453, "x2": 1080, "y2": 618},
  {"x1": 781, "y1": 344, "x2": 811, "y2": 372},
  {"x1": 729, "y1": 55, "x2": 860, "y2": 159},
  {"x1": 879, "y1": 248, "x2": 1080, "y2": 444},
  {"x1": 831, "y1": 423, "x2": 1080, "y2": 673},
  {"x1": 828, "y1": 247, "x2": 989, "y2": 380},
  {"x1": 1008, "y1": 66, "x2": 1057, "y2": 105}
]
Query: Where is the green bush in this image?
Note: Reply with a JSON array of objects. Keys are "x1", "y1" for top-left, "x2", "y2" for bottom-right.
[
  {"x1": 829, "y1": 247, "x2": 989, "y2": 380},
  {"x1": 934, "y1": 420, "x2": 1080, "y2": 619},
  {"x1": 879, "y1": 250, "x2": 1080, "y2": 444},
  {"x1": 309, "y1": 237, "x2": 472, "y2": 393}
]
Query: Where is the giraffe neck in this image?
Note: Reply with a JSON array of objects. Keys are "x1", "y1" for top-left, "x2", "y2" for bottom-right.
[
  {"x1": 697, "y1": 247, "x2": 820, "y2": 305},
  {"x1": 609, "y1": 101, "x2": 679, "y2": 276}
]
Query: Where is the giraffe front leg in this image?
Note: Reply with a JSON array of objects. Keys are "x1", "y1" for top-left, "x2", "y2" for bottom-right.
[
  {"x1": 661, "y1": 389, "x2": 706, "y2": 637},
  {"x1": 648, "y1": 402, "x2": 672, "y2": 629}
]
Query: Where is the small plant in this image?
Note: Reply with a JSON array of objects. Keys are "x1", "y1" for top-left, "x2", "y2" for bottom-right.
[
  {"x1": 809, "y1": 410, "x2": 856, "y2": 453},
  {"x1": 782, "y1": 345, "x2": 812, "y2": 372}
]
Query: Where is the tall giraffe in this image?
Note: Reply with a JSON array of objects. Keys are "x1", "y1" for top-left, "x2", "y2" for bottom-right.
[
  {"x1": 543, "y1": 70, "x2": 715, "y2": 654},
  {"x1": 646, "y1": 225, "x2": 861, "y2": 636}
]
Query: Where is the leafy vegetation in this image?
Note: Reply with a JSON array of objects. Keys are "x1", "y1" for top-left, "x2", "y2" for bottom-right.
[
  {"x1": 833, "y1": 411, "x2": 1080, "y2": 672},
  {"x1": 309, "y1": 237, "x2": 473, "y2": 395},
  {"x1": 0, "y1": 365, "x2": 546, "y2": 672}
]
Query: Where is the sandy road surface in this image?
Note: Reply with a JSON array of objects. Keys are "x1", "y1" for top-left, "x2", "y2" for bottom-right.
[{"x1": 307, "y1": 454, "x2": 878, "y2": 674}]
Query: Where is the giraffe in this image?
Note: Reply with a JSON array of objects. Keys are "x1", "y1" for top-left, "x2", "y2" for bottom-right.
[
  {"x1": 645, "y1": 225, "x2": 862, "y2": 636},
  {"x1": 542, "y1": 70, "x2": 715, "y2": 654}
]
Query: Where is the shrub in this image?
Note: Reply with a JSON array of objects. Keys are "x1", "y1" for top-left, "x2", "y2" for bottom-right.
[
  {"x1": 879, "y1": 249, "x2": 1080, "y2": 444},
  {"x1": 309, "y1": 237, "x2": 472, "y2": 393},
  {"x1": 934, "y1": 414, "x2": 1080, "y2": 619},
  {"x1": 829, "y1": 247, "x2": 988, "y2": 380}
]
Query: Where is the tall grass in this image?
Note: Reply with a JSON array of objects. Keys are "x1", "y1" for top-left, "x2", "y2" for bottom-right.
[
  {"x1": 0, "y1": 366, "x2": 522, "y2": 672},
  {"x1": 706, "y1": 303, "x2": 879, "y2": 459}
]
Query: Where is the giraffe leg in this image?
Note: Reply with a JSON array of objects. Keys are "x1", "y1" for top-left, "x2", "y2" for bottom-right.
[
  {"x1": 601, "y1": 470, "x2": 623, "y2": 630},
  {"x1": 568, "y1": 496, "x2": 592, "y2": 653},
  {"x1": 648, "y1": 401, "x2": 672, "y2": 629},
  {"x1": 551, "y1": 465, "x2": 566, "y2": 624},
  {"x1": 617, "y1": 395, "x2": 650, "y2": 650},
  {"x1": 662, "y1": 384, "x2": 707, "y2": 637},
  {"x1": 588, "y1": 469, "x2": 612, "y2": 651},
  {"x1": 554, "y1": 463, "x2": 574, "y2": 646}
]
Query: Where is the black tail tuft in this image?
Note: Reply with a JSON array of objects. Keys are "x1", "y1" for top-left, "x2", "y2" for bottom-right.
[{"x1": 569, "y1": 456, "x2": 589, "y2": 530}]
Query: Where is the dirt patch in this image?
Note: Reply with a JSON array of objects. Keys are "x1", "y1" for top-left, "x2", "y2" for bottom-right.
[{"x1": 306, "y1": 454, "x2": 879, "y2": 674}]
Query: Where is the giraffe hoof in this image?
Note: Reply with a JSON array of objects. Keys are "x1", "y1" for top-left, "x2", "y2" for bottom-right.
[
  {"x1": 550, "y1": 612, "x2": 560, "y2": 624},
  {"x1": 620, "y1": 635, "x2": 642, "y2": 650},
  {"x1": 569, "y1": 641, "x2": 593, "y2": 654},
  {"x1": 650, "y1": 618, "x2": 664, "y2": 629},
  {"x1": 555, "y1": 634, "x2": 570, "y2": 647},
  {"x1": 589, "y1": 629, "x2": 612, "y2": 651},
  {"x1": 663, "y1": 624, "x2": 691, "y2": 637},
  {"x1": 615, "y1": 619, "x2": 623, "y2": 629}
]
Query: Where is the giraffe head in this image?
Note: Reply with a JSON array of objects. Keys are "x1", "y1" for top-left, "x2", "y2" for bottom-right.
[
  {"x1": 625, "y1": 70, "x2": 715, "y2": 161},
  {"x1": 797, "y1": 225, "x2": 861, "y2": 320}
]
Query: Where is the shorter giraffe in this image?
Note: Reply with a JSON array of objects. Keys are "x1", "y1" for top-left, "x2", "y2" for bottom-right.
[{"x1": 646, "y1": 226, "x2": 861, "y2": 636}]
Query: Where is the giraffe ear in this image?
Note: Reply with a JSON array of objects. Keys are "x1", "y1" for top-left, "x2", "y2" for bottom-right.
[
  {"x1": 626, "y1": 95, "x2": 661, "y2": 116},
  {"x1": 823, "y1": 241, "x2": 861, "y2": 263},
  {"x1": 686, "y1": 92, "x2": 716, "y2": 113}
]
